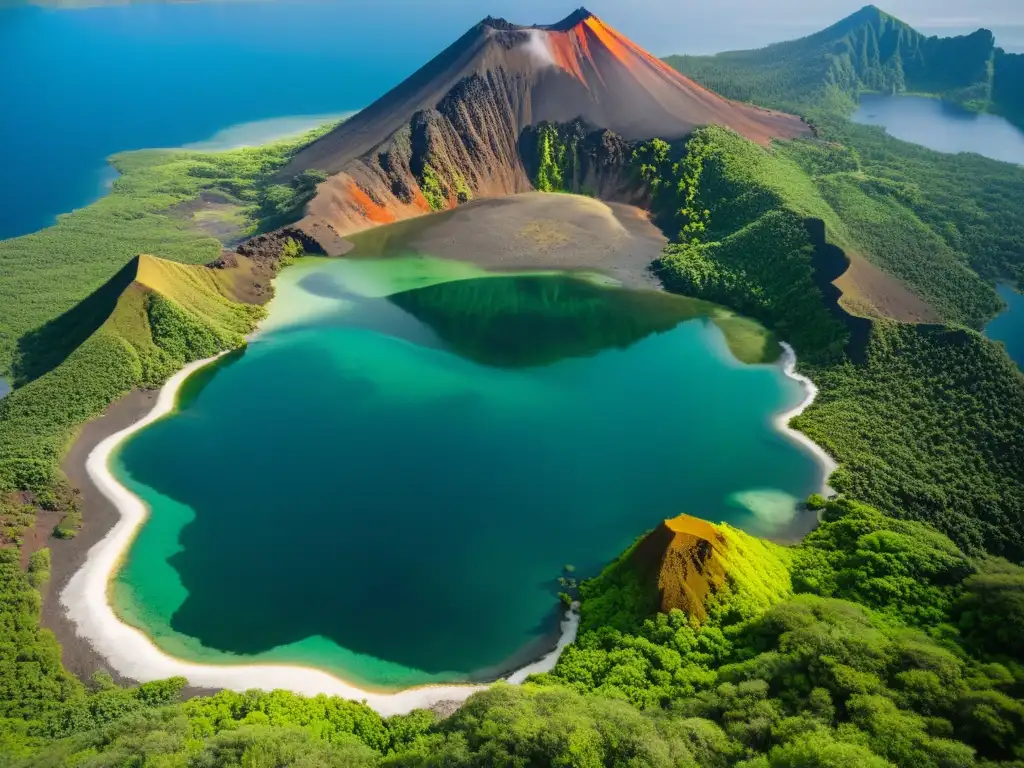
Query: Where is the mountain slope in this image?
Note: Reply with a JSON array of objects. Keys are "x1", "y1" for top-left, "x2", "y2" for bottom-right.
[
  {"x1": 0, "y1": 254, "x2": 265, "y2": 529},
  {"x1": 281, "y1": 8, "x2": 810, "y2": 244},
  {"x1": 666, "y1": 4, "x2": 1007, "y2": 114}
]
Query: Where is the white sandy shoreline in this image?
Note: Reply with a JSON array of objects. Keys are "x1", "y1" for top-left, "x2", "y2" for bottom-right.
[
  {"x1": 776, "y1": 342, "x2": 838, "y2": 493},
  {"x1": 61, "y1": 339, "x2": 832, "y2": 717},
  {"x1": 61, "y1": 350, "x2": 579, "y2": 716}
]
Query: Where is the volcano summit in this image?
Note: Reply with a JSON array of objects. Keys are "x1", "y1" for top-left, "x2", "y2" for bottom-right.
[{"x1": 283, "y1": 8, "x2": 811, "y2": 247}]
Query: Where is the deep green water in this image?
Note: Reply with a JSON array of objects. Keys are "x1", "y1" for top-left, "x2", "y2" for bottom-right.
[
  {"x1": 111, "y1": 254, "x2": 821, "y2": 689},
  {"x1": 986, "y1": 284, "x2": 1024, "y2": 370}
]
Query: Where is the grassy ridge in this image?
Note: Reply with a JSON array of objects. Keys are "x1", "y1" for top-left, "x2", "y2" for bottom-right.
[
  {"x1": 641, "y1": 127, "x2": 850, "y2": 363},
  {"x1": 0, "y1": 126, "x2": 333, "y2": 543},
  {"x1": 665, "y1": 13, "x2": 1024, "y2": 302},
  {"x1": 665, "y1": 5, "x2": 1005, "y2": 117},
  {"x1": 0, "y1": 127, "x2": 332, "y2": 375},
  {"x1": 0, "y1": 255, "x2": 265, "y2": 538}
]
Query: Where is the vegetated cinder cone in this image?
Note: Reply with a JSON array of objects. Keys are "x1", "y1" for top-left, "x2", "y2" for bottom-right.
[
  {"x1": 625, "y1": 514, "x2": 793, "y2": 626},
  {"x1": 281, "y1": 8, "x2": 811, "y2": 247}
]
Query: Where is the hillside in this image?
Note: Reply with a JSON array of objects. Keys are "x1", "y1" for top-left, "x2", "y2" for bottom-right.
[
  {"x1": 278, "y1": 8, "x2": 810, "y2": 242},
  {"x1": 0, "y1": 129, "x2": 327, "y2": 547},
  {"x1": 666, "y1": 4, "x2": 1023, "y2": 121},
  {"x1": 596, "y1": 514, "x2": 792, "y2": 628},
  {"x1": 0, "y1": 124, "x2": 337, "y2": 377},
  {"x1": 0, "y1": 253, "x2": 267, "y2": 540},
  {"x1": 8, "y1": 498, "x2": 1024, "y2": 765}
]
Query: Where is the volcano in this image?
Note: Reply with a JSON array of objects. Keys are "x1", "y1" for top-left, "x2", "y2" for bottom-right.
[{"x1": 284, "y1": 9, "x2": 811, "y2": 250}]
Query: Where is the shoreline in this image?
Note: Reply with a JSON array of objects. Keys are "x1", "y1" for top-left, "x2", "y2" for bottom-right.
[
  {"x1": 53, "y1": 277, "x2": 833, "y2": 716},
  {"x1": 59, "y1": 352, "x2": 579, "y2": 715},
  {"x1": 776, "y1": 342, "x2": 838, "y2": 494}
]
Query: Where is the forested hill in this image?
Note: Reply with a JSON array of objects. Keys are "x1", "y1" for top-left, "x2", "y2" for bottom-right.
[{"x1": 665, "y1": 4, "x2": 1023, "y2": 122}]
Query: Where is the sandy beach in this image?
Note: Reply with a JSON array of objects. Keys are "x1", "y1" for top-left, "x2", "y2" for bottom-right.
[
  {"x1": 56, "y1": 353, "x2": 578, "y2": 715},
  {"x1": 776, "y1": 342, "x2": 839, "y2": 493}
]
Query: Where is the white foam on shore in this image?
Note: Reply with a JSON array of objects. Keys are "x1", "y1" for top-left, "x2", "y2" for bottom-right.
[
  {"x1": 60, "y1": 352, "x2": 579, "y2": 716},
  {"x1": 775, "y1": 342, "x2": 838, "y2": 493}
]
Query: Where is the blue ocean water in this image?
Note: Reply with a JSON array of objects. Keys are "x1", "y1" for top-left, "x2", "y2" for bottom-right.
[
  {"x1": 0, "y1": 2, "x2": 452, "y2": 239},
  {"x1": 0, "y1": 1, "x2": 856, "y2": 241}
]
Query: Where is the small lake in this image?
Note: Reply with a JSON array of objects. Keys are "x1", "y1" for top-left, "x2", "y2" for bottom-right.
[
  {"x1": 109, "y1": 246, "x2": 823, "y2": 690},
  {"x1": 0, "y1": 377, "x2": 10, "y2": 400},
  {"x1": 853, "y1": 94, "x2": 1024, "y2": 165},
  {"x1": 986, "y1": 284, "x2": 1024, "y2": 370}
]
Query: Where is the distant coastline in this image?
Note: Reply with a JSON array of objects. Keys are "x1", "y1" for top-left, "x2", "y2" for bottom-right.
[{"x1": 181, "y1": 112, "x2": 356, "y2": 152}]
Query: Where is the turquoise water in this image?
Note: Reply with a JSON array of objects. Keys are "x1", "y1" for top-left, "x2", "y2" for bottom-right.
[
  {"x1": 111, "y1": 255, "x2": 822, "y2": 689},
  {"x1": 986, "y1": 284, "x2": 1024, "y2": 369},
  {"x1": 853, "y1": 94, "x2": 1024, "y2": 165}
]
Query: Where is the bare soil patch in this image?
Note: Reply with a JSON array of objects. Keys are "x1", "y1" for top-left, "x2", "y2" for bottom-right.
[
  {"x1": 170, "y1": 191, "x2": 249, "y2": 246},
  {"x1": 388, "y1": 192, "x2": 667, "y2": 289},
  {"x1": 835, "y1": 252, "x2": 940, "y2": 324}
]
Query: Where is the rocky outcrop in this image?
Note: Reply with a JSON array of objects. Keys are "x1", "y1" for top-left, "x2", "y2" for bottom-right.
[
  {"x1": 629, "y1": 515, "x2": 730, "y2": 623},
  {"x1": 625, "y1": 514, "x2": 792, "y2": 626}
]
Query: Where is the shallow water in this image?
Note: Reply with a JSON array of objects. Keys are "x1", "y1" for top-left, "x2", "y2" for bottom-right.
[
  {"x1": 986, "y1": 284, "x2": 1024, "y2": 370},
  {"x1": 853, "y1": 94, "x2": 1024, "y2": 165},
  {"x1": 0, "y1": 377, "x2": 10, "y2": 400},
  {"x1": 110, "y1": 250, "x2": 822, "y2": 690}
]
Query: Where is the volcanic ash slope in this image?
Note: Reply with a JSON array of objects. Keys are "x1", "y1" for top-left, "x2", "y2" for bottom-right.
[{"x1": 282, "y1": 8, "x2": 811, "y2": 245}]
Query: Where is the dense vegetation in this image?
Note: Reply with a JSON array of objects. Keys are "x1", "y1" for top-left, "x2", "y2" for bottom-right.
[
  {"x1": 818, "y1": 118, "x2": 1024, "y2": 289},
  {"x1": 2, "y1": 7, "x2": 1024, "y2": 767},
  {"x1": 796, "y1": 321, "x2": 1024, "y2": 559},
  {"x1": 621, "y1": 123, "x2": 1024, "y2": 560},
  {"x1": 635, "y1": 129, "x2": 849, "y2": 362},
  {"x1": 666, "y1": 5, "x2": 1023, "y2": 123},
  {"x1": 5, "y1": 498, "x2": 1024, "y2": 766},
  {"x1": 0, "y1": 128, "x2": 332, "y2": 546},
  {"x1": 666, "y1": 9, "x2": 1024, "y2": 297},
  {"x1": 657, "y1": 8, "x2": 1024, "y2": 562}
]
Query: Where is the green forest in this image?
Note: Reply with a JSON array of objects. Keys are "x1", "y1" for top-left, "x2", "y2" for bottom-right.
[
  {"x1": 665, "y1": 4, "x2": 1024, "y2": 126},
  {"x1": 3, "y1": 3, "x2": 1024, "y2": 767},
  {"x1": 6, "y1": 499, "x2": 1024, "y2": 766}
]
